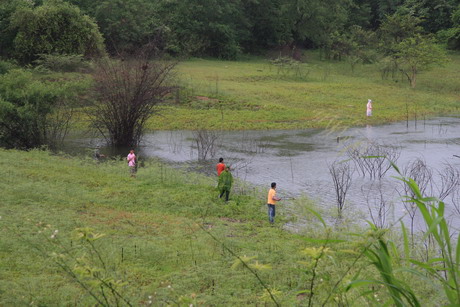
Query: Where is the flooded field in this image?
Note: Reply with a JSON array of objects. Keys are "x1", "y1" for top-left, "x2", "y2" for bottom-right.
[{"x1": 67, "y1": 117, "x2": 460, "y2": 231}]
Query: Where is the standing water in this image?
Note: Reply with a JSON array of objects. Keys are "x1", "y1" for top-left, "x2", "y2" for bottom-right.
[{"x1": 68, "y1": 117, "x2": 460, "y2": 231}]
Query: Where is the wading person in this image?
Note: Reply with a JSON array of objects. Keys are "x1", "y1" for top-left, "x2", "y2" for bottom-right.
[
  {"x1": 127, "y1": 149, "x2": 137, "y2": 177},
  {"x1": 216, "y1": 157, "x2": 226, "y2": 176},
  {"x1": 366, "y1": 99, "x2": 373, "y2": 117},
  {"x1": 267, "y1": 182, "x2": 281, "y2": 224},
  {"x1": 218, "y1": 166, "x2": 233, "y2": 202}
]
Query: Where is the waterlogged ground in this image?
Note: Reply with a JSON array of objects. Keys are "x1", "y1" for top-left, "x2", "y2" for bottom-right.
[{"x1": 70, "y1": 117, "x2": 460, "y2": 231}]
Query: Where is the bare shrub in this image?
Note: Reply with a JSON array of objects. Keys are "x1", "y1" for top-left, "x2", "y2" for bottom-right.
[
  {"x1": 451, "y1": 189, "x2": 460, "y2": 216},
  {"x1": 435, "y1": 162, "x2": 460, "y2": 201},
  {"x1": 346, "y1": 140, "x2": 401, "y2": 179},
  {"x1": 400, "y1": 158, "x2": 433, "y2": 242},
  {"x1": 362, "y1": 181, "x2": 392, "y2": 228},
  {"x1": 89, "y1": 48, "x2": 176, "y2": 147},
  {"x1": 328, "y1": 160, "x2": 355, "y2": 217},
  {"x1": 192, "y1": 130, "x2": 219, "y2": 161}
]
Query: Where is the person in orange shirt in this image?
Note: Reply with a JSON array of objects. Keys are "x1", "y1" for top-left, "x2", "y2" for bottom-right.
[
  {"x1": 216, "y1": 157, "x2": 226, "y2": 176},
  {"x1": 267, "y1": 182, "x2": 281, "y2": 224}
]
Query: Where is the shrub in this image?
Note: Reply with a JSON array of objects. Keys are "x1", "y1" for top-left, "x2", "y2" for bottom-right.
[
  {"x1": 0, "y1": 69, "x2": 90, "y2": 149},
  {"x1": 11, "y1": 0, "x2": 105, "y2": 64}
]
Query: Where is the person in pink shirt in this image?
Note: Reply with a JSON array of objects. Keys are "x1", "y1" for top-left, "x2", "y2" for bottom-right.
[{"x1": 127, "y1": 149, "x2": 137, "y2": 177}]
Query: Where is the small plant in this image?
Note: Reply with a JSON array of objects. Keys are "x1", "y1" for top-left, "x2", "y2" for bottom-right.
[{"x1": 328, "y1": 159, "x2": 354, "y2": 217}]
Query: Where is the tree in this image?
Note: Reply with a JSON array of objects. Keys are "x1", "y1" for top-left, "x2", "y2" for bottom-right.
[
  {"x1": 378, "y1": 13, "x2": 424, "y2": 55},
  {"x1": 94, "y1": 0, "x2": 165, "y2": 55},
  {"x1": 240, "y1": 0, "x2": 287, "y2": 52},
  {"x1": 158, "y1": 0, "x2": 248, "y2": 59},
  {"x1": 393, "y1": 34, "x2": 447, "y2": 88},
  {"x1": 327, "y1": 25, "x2": 378, "y2": 72},
  {"x1": 281, "y1": 0, "x2": 351, "y2": 58},
  {"x1": 0, "y1": 69, "x2": 89, "y2": 149},
  {"x1": 11, "y1": 0, "x2": 105, "y2": 63},
  {"x1": 376, "y1": 13, "x2": 447, "y2": 86},
  {"x1": 90, "y1": 49, "x2": 176, "y2": 147},
  {"x1": 396, "y1": 0, "x2": 459, "y2": 33},
  {"x1": 440, "y1": 4, "x2": 460, "y2": 50},
  {"x1": 367, "y1": 0, "x2": 405, "y2": 29},
  {"x1": 0, "y1": 0, "x2": 31, "y2": 58}
]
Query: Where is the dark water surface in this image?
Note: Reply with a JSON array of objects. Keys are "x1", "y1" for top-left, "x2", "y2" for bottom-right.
[{"x1": 66, "y1": 117, "x2": 460, "y2": 231}]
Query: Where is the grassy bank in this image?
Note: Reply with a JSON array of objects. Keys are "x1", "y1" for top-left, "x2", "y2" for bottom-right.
[
  {"x1": 148, "y1": 51, "x2": 460, "y2": 130},
  {"x1": 0, "y1": 149, "x2": 446, "y2": 306}
]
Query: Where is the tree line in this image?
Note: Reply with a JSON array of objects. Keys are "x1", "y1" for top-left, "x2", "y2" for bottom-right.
[
  {"x1": 0, "y1": 0, "x2": 457, "y2": 150},
  {"x1": 1, "y1": 0, "x2": 460, "y2": 61}
]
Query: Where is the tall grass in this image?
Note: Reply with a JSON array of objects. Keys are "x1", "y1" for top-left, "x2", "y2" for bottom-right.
[{"x1": 0, "y1": 149, "x2": 458, "y2": 305}]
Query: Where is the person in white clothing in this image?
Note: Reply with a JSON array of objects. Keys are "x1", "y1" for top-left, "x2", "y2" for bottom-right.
[{"x1": 366, "y1": 99, "x2": 373, "y2": 117}]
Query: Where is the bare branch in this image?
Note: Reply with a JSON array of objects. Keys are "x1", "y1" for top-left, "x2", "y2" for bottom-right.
[{"x1": 89, "y1": 48, "x2": 177, "y2": 147}]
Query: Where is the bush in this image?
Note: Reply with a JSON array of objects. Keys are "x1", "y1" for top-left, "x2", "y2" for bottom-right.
[
  {"x1": 0, "y1": 60, "x2": 17, "y2": 74},
  {"x1": 0, "y1": 69, "x2": 90, "y2": 149},
  {"x1": 34, "y1": 54, "x2": 92, "y2": 72},
  {"x1": 11, "y1": 0, "x2": 105, "y2": 64}
]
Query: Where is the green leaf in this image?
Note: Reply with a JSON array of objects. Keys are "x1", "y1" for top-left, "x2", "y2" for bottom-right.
[
  {"x1": 400, "y1": 221, "x2": 410, "y2": 260},
  {"x1": 304, "y1": 207, "x2": 326, "y2": 228}
]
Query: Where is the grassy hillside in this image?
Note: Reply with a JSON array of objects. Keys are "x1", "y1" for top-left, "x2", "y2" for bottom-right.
[
  {"x1": 0, "y1": 149, "x2": 445, "y2": 306},
  {"x1": 149, "y1": 52, "x2": 460, "y2": 130}
]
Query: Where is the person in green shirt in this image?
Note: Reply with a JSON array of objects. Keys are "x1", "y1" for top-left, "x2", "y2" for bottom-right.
[{"x1": 218, "y1": 166, "x2": 233, "y2": 202}]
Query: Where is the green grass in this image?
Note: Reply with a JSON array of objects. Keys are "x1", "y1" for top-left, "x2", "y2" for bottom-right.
[
  {"x1": 147, "y1": 51, "x2": 460, "y2": 130},
  {"x1": 0, "y1": 149, "x2": 446, "y2": 306}
]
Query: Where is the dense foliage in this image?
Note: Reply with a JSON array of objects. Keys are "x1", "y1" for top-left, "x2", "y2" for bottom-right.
[
  {"x1": 2, "y1": 0, "x2": 460, "y2": 60},
  {"x1": 11, "y1": 0, "x2": 105, "y2": 63},
  {"x1": 0, "y1": 69, "x2": 90, "y2": 149}
]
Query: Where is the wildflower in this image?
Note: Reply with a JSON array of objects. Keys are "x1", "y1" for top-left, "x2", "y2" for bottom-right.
[
  {"x1": 148, "y1": 301, "x2": 152, "y2": 304},
  {"x1": 320, "y1": 278, "x2": 323, "y2": 282},
  {"x1": 50, "y1": 234, "x2": 56, "y2": 239},
  {"x1": 167, "y1": 285, "x2": 172, "y2": 289},
  {"x1": 54, "y1": 230, "x2": 58, "y2": 234},
  {"x1": 148, "y1": 296, "x2": 152, "y2": 299}
]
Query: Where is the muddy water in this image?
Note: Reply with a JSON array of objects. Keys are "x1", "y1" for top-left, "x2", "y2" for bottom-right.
[{"x1": 69, "y1": 117, "x2": 460, "y2": 231}]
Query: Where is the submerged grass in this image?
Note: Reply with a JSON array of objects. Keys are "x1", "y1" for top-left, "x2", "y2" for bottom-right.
[
  {"x1": 148, "y1": 51, "x2": 460, "y2": 130},
  {"x1": 0, "y1": 149, "x2": 449, "y2": 305}
]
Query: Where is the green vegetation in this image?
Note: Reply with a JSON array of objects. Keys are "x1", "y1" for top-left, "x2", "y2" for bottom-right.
[
  {"x1": 0, "y1": 69, "x2": 91, "y2": 149},
  {"x1": 1, "y1": 0, "x2": 459, "y2": 145},
  {"x1": 0, "y1": 149, "x2": 455, "y2": 305},
  {"x1": 8, "y1": 0, "x2": 105, "y2": 64},
  {"x1": 3, "y1": 0, "x2": 460, "y2": 60},
  {"x1": 148, "y1": 52, "x2": 460, "y2": 130},
  {"x1": 1, "y1": 0, "x2": 459, "y2": 305}
]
